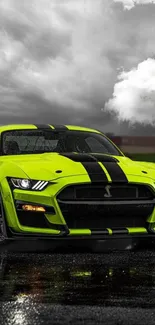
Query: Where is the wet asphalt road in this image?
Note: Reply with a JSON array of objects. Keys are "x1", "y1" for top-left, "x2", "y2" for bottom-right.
[{"x1": 1, "y1": 247, "x2": 155, "y2": 324}]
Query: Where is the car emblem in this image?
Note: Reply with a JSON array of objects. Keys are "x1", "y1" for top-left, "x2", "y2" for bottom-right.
[{"x1": 104, "y1": 185, "x2": 112, "y2": 198}]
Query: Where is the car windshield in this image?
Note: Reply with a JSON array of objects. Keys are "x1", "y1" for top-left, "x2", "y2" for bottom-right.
[{"x1": 2, "y1": 130, "x2": 122, "y2": 156}]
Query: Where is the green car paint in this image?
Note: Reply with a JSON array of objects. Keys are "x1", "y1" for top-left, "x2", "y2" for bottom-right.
[{"x1": 0, "y1": 123, "x2": 155, "y2": 239}]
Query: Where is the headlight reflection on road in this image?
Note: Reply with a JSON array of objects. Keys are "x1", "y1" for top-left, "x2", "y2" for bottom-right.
[
  {"x1": 70, "y1": 271, "x2": 92, "y2": 277},
  {"x1": 3, "y1": 294, "x2": 31, "y2": 325}
]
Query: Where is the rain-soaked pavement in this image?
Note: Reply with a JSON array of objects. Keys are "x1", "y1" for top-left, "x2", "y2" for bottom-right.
[{"x1": 1, "y1": 242, "x2": 155, "y2": 324}]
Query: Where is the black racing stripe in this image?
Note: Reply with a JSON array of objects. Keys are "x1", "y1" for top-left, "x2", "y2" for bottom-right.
[
  {"x1": 90, "y1": 153, "x2": 119, "y2": 163},
  {"x1": 81, "y1": 162, "x2": 108, "y2": 183},
  {"x1": 59, "y1": 153, "x2": 108, "y2": 183},
  {"x1": 91, "y1": 229, "x2": 109, "y2": 235},
  {"x1": 60, "y1": 153, "x2": 96, "y2": 162},
  {"x1": 102, "y1": 162, "x2": 128, "y2": 183},
  {"x1": 111, "y1": 228, "x2": 129, "y2": 234},
  {"x1": 34, "y1": 124, "x2": 51, "y2": 129},
  {"x1": 52, "y1": 124, "x2": 68, "y2": 131}
]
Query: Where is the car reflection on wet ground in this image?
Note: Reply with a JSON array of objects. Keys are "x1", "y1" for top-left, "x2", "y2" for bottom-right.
[{"x1": 1, "y1": 250, "x2": 155, "y2": 324}]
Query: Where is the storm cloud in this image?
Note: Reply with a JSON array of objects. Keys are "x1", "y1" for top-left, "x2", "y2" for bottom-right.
[
  {"x1": 0, "y1": 0, "x2": 155, "y2": 134},
  {"x1": 114, "y1": 0, "x2": 155, "y2": 10},
  {"x1": 105, "y1": 58, "x2": 155, "y2": 126}
]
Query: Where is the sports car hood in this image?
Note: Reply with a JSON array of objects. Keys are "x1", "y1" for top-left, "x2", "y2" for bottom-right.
[
  {"x1": 5, "y1": 152, "x2": 155, "y2": 182},
  {"x1": 116, "y1": 157, "x2": 155, "y2": 179}
]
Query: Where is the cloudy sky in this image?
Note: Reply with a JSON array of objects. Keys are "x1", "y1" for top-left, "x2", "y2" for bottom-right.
[{"x1": 0, "y1": 0, "x2": 155, "y2": 134}]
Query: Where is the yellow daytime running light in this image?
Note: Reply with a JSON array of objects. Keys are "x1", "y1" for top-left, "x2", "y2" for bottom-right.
[{"x1": 22, "y1": 205, "x2": 46, "y2": 212}]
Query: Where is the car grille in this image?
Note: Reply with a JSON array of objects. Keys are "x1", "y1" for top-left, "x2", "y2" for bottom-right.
[
  {"x1": 57, "y1": 184, "x2": 154, "y2": 201},
  {"x1": 58, "y1": 202, "x2": 153, "y2": 228},
  {"x1": 57, "y1": 184, "x2": 155, "y2": 229}
]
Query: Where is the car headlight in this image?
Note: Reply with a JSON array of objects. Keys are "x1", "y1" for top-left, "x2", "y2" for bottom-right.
[{"x1": 10, "y1": 178, "x2": 48, "y2": 191}]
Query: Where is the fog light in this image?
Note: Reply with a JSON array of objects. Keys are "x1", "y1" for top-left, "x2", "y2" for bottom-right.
[{"x1": 22, "y1": 205, "x2": 46, "y2": 212}]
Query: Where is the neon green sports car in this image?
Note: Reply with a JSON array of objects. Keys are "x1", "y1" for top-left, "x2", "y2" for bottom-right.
[{"x1": 0, "y1": 123, "x2": 155, "y2": 243}]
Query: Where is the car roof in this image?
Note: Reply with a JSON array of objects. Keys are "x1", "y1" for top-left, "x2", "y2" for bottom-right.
[{"x1": 0, "y1": 124, "x2": 102, "y2": 134}]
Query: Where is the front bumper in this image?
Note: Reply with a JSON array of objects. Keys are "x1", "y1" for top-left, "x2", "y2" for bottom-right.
[
  {"x1": 5, "y1": 227, "x2": 155, "y2": 239},
  {"x1": 1, "y1": 178, "x2": 155, "y2": 240},
  {"x1": 1, "y1": 230, "x2": 155, "y2": 253}
]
